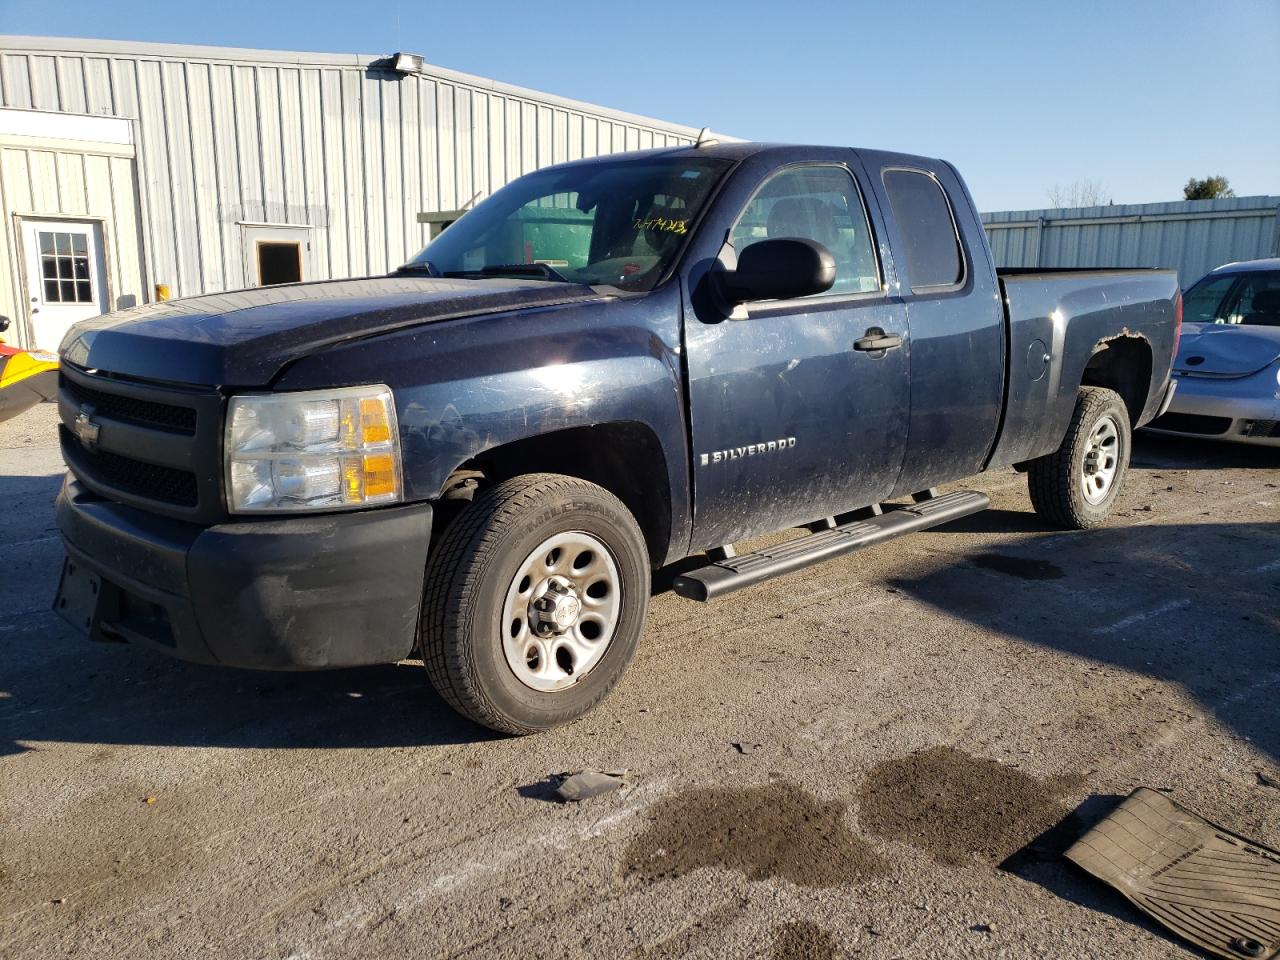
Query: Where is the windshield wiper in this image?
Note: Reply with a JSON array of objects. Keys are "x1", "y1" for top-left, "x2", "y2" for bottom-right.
[
  {"x1": 394, "y1": 261, "x2": 442, "y2": 277},
  {"x1": 478, "y1": 263, "x2": 572, "y2": 283}
]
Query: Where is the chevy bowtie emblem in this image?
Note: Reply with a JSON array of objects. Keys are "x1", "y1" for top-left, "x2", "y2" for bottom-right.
[{"x1": 73, "y1": 404, "x2": 100, "y2": 448}]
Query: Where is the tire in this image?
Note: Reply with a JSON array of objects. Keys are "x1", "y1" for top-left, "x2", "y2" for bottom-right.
[
  {"x1": 420, "y1": 473, "x2": 649, "y2": 735},
  {"x1": 1027, "y1": 386, "x2": 1132, "y2": 530}
]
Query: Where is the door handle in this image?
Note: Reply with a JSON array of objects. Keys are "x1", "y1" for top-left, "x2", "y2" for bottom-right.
[{"x1": 853, "y1": 328, "x2": 903, "y2": 352}]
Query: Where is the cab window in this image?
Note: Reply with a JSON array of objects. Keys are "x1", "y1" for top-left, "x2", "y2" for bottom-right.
[
  {"x1": 731, "y1": 166, "x2": 881, "y2": 296},
  {"x1": 882, "y1": 169, "x2": 965, "y2": 291}
]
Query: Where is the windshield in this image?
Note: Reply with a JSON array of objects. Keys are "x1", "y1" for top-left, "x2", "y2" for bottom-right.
[
  {"x1": 1183, "y1": 270, "x2": 1280, "y2": 327},
  {"x1": 403, "y1": 156, "x2": 731, "y2": 291}
]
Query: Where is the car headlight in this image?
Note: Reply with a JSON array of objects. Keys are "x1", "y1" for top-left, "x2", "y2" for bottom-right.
[{"x1": 225, "y1": 385, "x2": 403, "y2": 513}]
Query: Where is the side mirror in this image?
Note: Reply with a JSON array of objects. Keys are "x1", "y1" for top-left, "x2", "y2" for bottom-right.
[{"x1": 721, "y1": 238, "x2": 836, "y2": 305}]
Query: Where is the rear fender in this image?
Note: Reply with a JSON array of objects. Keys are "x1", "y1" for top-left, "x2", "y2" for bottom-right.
[{"x1": 989, "y1": 270, "x2": 1176, "y2": 468}]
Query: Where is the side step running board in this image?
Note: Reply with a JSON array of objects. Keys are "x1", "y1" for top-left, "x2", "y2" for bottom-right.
[{"x1": 672, "y1": 490, "x2": 989, "y2": 602}]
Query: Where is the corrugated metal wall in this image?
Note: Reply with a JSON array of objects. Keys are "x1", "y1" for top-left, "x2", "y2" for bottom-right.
[
  {"x1": 0, "y1": 143, "x2": 146, "y2": 311},
  {"x1": 983, "y1": 196, "x2": 1280, "y2": 287},
  {"x1": 0, "y1": 36, "x2": 701, "y2": 300}
]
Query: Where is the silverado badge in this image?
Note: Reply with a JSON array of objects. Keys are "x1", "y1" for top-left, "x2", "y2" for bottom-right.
[{"x1": 699, "y1": 437, "x2": 796, "y2": 466}]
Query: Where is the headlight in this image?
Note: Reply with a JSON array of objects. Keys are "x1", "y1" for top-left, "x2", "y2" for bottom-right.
[{"x1": 225, "y1": 385, "x2": 402, "y2": 513}]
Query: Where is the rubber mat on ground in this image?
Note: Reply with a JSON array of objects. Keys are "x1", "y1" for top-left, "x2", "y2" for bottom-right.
[{"x1": 1065, "y1": 787, "x2": 1280, "y2": 959}]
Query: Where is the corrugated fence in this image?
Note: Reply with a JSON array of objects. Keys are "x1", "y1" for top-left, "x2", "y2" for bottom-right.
[{"x1": 983, "y1": 196, "x2": 1280, "y2": 287}]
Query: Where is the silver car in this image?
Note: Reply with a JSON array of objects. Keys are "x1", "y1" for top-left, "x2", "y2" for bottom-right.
[{"x1": 1146, "y1": 258, "x2": 1280, "y2": 447}]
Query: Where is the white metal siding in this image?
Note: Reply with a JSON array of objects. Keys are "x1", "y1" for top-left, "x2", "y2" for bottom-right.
[
  {"x1": 0, "y1": 36, "x2": 702, "y2": 302},
  {"x1": 0, "y1": 143, "x2": 146, "y2": 345},
  {"x1": 983, "y1": 196, "x2": 1280, "y2": 287}
]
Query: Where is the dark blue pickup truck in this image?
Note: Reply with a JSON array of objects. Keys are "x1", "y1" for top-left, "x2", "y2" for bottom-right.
[{"x1": 54, "y1": 143, "x2": 1181, "y2": 733}]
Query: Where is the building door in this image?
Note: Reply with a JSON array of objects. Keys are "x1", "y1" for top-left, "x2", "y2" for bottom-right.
[
  {"x1": 21, "y1": 219, "x2": 110, "y2": 353},
  {"x1": 241, "y1": 224, "x2": 311, "y2": 287}
]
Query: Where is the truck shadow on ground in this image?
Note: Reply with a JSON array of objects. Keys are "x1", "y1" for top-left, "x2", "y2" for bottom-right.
[
  {"x1": 0, "y1": 635, "x2": 494, "y2": 756},
  {"x1": 0, "y1": 473, "x2": 496, "y2": 755},
  {"x1": 1131, "y1": 431, "x2": 1280, "y2": 471},
  {"x1": 0, "y1": 471, "x2": 754, "y2": 755},
  {"x1": 902, "y1": 498, "x2": 1278, "y2": 957},
  {"x1": 891, "y1": 515, "x2": 1280, "y2": 764}
]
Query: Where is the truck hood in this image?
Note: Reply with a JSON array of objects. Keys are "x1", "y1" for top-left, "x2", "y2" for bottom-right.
[
  {"x1": 1174, "y1": 322, "x2": 1280, "y2": 379},
  {"x1": 60, "y1": 276, "x2": 606, "y2": 387}
]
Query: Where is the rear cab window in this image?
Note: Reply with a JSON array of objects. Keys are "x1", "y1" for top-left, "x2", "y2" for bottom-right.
[{"x1": 881, "y1": 169, "x2": 965, "y2": 292}]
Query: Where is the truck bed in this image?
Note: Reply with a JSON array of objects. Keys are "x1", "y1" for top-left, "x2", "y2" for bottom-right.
[{"x1": 988, "y1": 267, "x2": 1179, "y2": 470}]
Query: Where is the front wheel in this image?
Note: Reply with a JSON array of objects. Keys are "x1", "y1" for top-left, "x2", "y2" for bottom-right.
[
  {"x1": 420, "y1": 473, "x2": 649, "y2": 735},
  {"x1": 1027, "y1": 386, "x2": 1132, "y2": 529}
]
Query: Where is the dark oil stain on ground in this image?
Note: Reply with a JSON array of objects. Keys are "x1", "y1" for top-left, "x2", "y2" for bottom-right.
[
  {"x1": 971, "y1": 553, "x2": 1065, "y2": 580},
  {"x1": 857, "y1": 746, "x2": 1074, "y2": 866},
  {"x1": 771, "y1": 921, "x2": 839, "y2": 960},
  {"x1": 624, "y1": 781, "x2": 886, "y2": 888}
]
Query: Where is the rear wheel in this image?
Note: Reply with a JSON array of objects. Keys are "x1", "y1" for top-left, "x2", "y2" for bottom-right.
[
  {"x1": 1027, "y1": 386, "x2": 1131, "y2": 529},
  {"x1": 420, "y1": 473, "x2": 649, "y2": 734}
]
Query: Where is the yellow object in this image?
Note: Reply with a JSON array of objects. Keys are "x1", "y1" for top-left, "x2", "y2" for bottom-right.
[
  {"x1": 154, "y1": 283, "x2": 171, "y2": 301},
  {"x1": 0, "y1": 349, "x2": 58, "y2": 390},
  {"x1": 0, "y1": 348, "x2": 59, "y2": 423},
  {"x1": 340, "y1": 453, "x2": 399, "y2": 503},
  {"x1": 359, "y1": 397, "x2": 392, "y2": 444},
  {"x1": 362, "y1": 453, "x2": 398, "y2": 498},
  {"x1": 342, "y1": 456, "x2": 363, "y2": 503}
]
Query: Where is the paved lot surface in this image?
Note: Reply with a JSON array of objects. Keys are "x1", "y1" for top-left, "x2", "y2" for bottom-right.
[{"x1": 2, "y1": 400, "x2": 1278, "y2": 960}]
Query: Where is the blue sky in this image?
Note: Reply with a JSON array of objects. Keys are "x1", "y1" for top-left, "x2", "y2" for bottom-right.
[{"x1": 1, "y1": 0, "x2": 1276, "y2": 211}]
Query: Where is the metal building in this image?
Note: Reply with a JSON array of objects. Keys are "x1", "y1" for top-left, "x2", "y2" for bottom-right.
[
  {"x1": 983, "y1": 195, "x2": 1280, "y2": 288},
  {"x1": 0, "y1": 36, "x2": 704, "y2": 351}
]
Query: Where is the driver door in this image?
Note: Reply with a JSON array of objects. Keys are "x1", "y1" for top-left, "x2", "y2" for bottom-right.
[{"x1": 681, "y1": 158, "x2": 911, "y2": 549}]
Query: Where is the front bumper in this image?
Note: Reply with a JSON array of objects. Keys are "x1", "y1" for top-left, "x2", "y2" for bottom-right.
[
  {"x1": 1143, "y1": 368, "x2": 1280, "y2": 447},
  {"x1": 55, "y1": 478, "x2": 433, "y2": 669}
]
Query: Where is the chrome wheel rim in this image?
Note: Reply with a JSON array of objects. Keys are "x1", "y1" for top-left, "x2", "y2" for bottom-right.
[
  {"x1": 1081, "y1": 414, "x2": 1121, "y2": 504},
  {"x1": 501, "y1": 531, "x2": 621, "y2": 692}
]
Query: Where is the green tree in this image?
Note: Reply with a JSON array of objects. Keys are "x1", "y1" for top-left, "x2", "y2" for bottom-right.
[{"x1": 1183, "y1": 176, "x2": 1235, "y2": 200}]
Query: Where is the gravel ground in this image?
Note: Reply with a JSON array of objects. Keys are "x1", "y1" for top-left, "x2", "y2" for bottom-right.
[{"x1": 1, "y1": 400, "x2": 1278, "y2": 960}]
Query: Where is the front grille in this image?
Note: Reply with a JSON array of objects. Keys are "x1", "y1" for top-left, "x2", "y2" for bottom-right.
[
  {"x1": 62, "y1": 430, "x2": 198, "y2": 506},
  {"x1": 59, "y1": 365, "x2": 223, "y2": 521},
  {"x1": 1149, "y1": 412, "x2": 1233, "y2": 436},
  {"x1": 62, "y1": 374, "x2": 197, "y2": 434},
  {"x1": 1243, "y1": 419, "x2": 1280, "y2": 439}
]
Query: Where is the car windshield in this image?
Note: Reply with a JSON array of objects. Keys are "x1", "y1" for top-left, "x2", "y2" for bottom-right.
[
  {"x1": 1183, "y1": 270, "x2": 1280, "y2": 327},
  {"x1": 402, "y1": 156, "x2": 731, "y2": 292}
]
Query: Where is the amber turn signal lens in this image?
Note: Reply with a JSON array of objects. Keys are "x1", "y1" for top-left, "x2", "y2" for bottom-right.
[
  {"x1": 360, "y1": 397, "x2": 392, "y2": 444},
  {"x1": 362, "y1": 453, "x2": 398, "y2": 499}
]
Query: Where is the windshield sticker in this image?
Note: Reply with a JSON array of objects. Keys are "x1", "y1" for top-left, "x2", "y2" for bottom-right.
[{"x1": 633, "y1": 217, "x2": 688, "y2": 235}]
